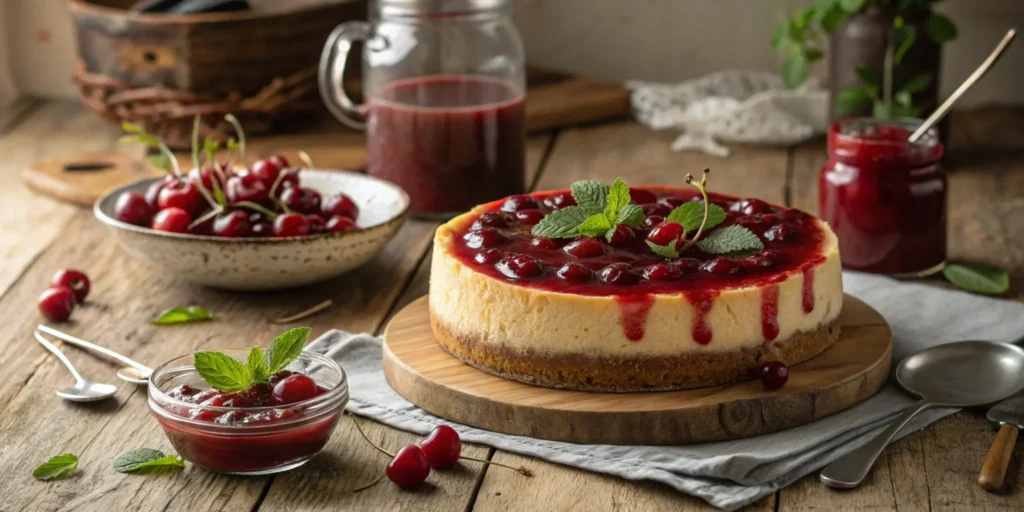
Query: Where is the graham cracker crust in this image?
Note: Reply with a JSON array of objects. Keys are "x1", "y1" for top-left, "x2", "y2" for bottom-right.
[{"x1": 430, "y1": 312, "x2": 841, "y2": 392}]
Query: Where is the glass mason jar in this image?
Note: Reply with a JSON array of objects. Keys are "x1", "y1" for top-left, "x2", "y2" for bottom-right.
[
  {"x1": 319, "y1": 0, "x2": 527, "y2": 218},
  {"x1": 818, "y1": 118, "x2": 946, "y2": 276}
]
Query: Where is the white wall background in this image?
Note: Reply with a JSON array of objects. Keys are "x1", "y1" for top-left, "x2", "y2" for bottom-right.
[{"x1": 1, "y1": 0, "x2": 1023, "y2": 106}]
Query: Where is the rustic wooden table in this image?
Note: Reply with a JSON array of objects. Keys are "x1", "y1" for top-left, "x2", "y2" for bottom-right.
[{"x1": 2, "y1": 98, "x2": 1023, "y2": 511}]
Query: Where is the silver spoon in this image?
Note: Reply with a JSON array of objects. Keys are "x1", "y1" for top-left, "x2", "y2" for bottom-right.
[
  {"x1": 34, "y1": 330, "x2": 119, "y2": 402},
  {"x1": 36, "y1": 325, "x2": 152, "y2": 385},
  {"x1": 909, "y1": 29, "x2": 1016, "y2": 142},
  {"x1": 821, "y1": 340, "x2": 1024, "y2": 488}
]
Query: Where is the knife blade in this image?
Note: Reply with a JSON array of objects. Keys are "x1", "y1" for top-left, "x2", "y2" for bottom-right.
[
  {"x1": 979, "y1": 395, "x2": 1024, "y2": 492},
  {"x1": 988, "y1": 395, "x2": 1024, "y2": 427}
]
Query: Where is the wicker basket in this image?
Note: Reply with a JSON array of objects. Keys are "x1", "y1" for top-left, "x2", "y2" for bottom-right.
[{"x1": 68, "y1": 0, "x2": 367, "y2": 148}]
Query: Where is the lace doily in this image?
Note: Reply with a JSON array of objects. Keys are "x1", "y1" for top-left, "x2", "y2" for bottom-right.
[{"x1": 628, "y1": 70, "x2": 829, "y2": 157}]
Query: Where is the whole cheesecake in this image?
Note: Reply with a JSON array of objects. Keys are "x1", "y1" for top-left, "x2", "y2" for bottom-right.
[{"x1": 428, "y1": 185, "x2": 843, "y2": 392}]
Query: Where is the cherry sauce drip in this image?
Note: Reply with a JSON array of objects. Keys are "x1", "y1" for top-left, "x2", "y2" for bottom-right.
[
  {"x1": 616, "y1": 294, "x2": 655, "y2": 342},
  {"x1": 801, "y1": 267, "x2": 815, "y2": 314},
  {"x1": 688, "y1": 291, "x2": 717, "y2": 345},
  {"x1": 761, "y1": 285, "x2": 780, "y2": 341}
]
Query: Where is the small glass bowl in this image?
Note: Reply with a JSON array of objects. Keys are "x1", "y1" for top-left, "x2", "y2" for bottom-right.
[{"x1": 148, "y1": 350, "x2": 348, "y2": 475}]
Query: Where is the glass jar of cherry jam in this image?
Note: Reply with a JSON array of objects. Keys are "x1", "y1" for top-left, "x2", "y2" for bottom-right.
[
  {"x1": 819, "y1": 118, "x2": 946, "y2": 276},
  {"x1": 320, "y1": 0, "x2": 526, "y2": 218}
]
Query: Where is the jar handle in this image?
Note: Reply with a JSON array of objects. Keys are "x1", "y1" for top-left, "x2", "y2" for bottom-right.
[{"x1": 318, "y1": 22, "x2": 372, "y2": 130}]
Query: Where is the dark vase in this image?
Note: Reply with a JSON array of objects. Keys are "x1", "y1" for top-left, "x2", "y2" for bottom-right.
[{"x1": 829, "y1": 7, "x2": 942, "y2": 123}]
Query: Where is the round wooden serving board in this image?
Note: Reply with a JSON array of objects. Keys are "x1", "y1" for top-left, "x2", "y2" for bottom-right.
[{"x1": 382, "y1": 294, "x2": 892, "y2": 445}]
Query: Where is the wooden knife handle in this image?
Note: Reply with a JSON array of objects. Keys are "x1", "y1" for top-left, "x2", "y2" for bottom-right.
[{"x1": 979, "y1": 424, "x2": 1019, "y2": 492}]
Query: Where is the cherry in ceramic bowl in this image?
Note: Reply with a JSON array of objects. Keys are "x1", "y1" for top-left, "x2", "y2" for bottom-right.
[
  {"x1": 94, "y1": 169, "x2": 409, "y2": 290},
  {"x1": 148, "y1": 350, "x2": 348, "y2": 475}
]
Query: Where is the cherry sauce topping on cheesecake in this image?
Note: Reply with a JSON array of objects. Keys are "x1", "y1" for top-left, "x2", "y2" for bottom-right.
[{"x1": 450, "y1": 187, "x2": 827, "y2": 345}]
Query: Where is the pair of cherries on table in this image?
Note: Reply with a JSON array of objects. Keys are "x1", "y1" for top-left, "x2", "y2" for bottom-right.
[
  {"x1": 37, "y1": 269, "x2": 91, "y2": 322},
  {"x1": 113, "y1": 155, "x2": 361, "y2": 238}
]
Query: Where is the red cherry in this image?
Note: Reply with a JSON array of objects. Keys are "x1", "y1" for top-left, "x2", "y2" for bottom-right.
[
  {"x1": 658, "y1": 197, "x2": 686, "y2": 209},
  {"x1": 643, "y1": 263, "x2": 682, "y2": 281},
  {"x1": 225, "y1": 173, "x2": 270, "y2": 204},
  {"x1": 563, "y1": 238, "x2": 604, "y2": 258},
  {"x1": 386, "y1": 445, "x2": 431, "y2": 488},
  {"x1": 730, "y1": 198, "x2": 772, "y2": 215},
  {"x1": 269, "y1": 155, "x2": 290, "y2": 168},
  {"x1": 608, "y1": 225, "x2": 636, "y2": 245},
  {"x1": 738, "y1": 256, "x2": 776, "y2": 270},
  {"x1": 515, "y1": 209, "x2": 545, "y2": 225},
  {"x1": 189, "y1": 211, "x2": 215, "y2": 235},
  {"x1": 272, "y1": 374, "x2": 319, "y2": 404},
  {"x1": 647, "y1": 222, "x2": 684, "y2": 246},
  {"x1": 326, "y1": 215, "x2": 357, "y2": 233},
  {"x1": 759, "y1": 250, "x2": 786, "y2": 264},
  {"x1": 700, "y1": 258, "x2": 742, "y2": 276},
  {"x1": 542, "y1": 193, "x2": 576, "y2": 210},
  {"x1": 642, "y1": 215, "x2": 665, "y2": 230},
  {"x1": 212, "y1": 210, "x2": 251, "y2": 237},
  {"x1": 629, "y1": 188, "x2": 658, "y2": 205},
  {"x1": 642, "y1": 204, "x2": 672, "y2": 217},
  {"x1": 672, "y1": 257, "x2": 702, "y2": 274},
  {"x1": 419, "y1": 425, "x2": 462, "y2": 468},
  {"x1": 496, "y1": 254, "x2": 544, "y2": 279},
  {"x1": 472, "y1": 212, "x2": 511, "y2": 230},
  {"x1": 307, "y1": 214, "x2": 327, "y2": 234},
  {"x1": 188, "y1": 167, "x2": 225, "y2": 192},
  {"x1": 758, "y1": 361, "x2": 789, "y2": 390},
  {"x1": 321, "y1": 193, "x2": 359, "y2": 220},
  {"x1": 250, "y1": 159, "x2": 283, "y2": 187},
  {"x1": 781, "y1": 208, "x2": 812, "y2": 224},
  {"x1": 556, "y1": 262, "x2": 593, "y2": 282},
  {"x1": 158, "y1": 178, "x2": 206, "y2": 215},
  {"x1": 267, "y1": 370, "x2": 293, "y2": 386},
  {"x1": 151, "y1": 207, "x2": 192, "y2": 233},
  {"x1": 277, "y1": 168, "x2": 301, "y2": 189},
  {"x1": 531, "y1": 237, "x2": 558, "y2": 250},
  {"x1": 250, "y1": 223, "x2": 273, "y2": 237},
  {"x1": 273, "y1": 213, "x2": 311, "y2": 237},
  {"x1": 144, "y1": 176, "x2": 174, "y2": 209},
  {"x1": 474, "y1": 249, "x2": 503, "y2": 265},
  {"x1": 114, "y1": 192, "x2": 153, "y2": 226},
  {"x1": 764, "y1": 223, "x2": 800, "y2": 243},
  {"x1": 51, "y1": 269, "x2": 90, "y2": 303},
  {"x1": 500, "y1": 194, "x2": 538, "y2": 213},
  {"x1": 464, "y1": 228, "x2": 506, "y2": 249},
  {"x1": 599, "y1": 263, "x2": 638, "y2": 285},
  {"x1": 280, "y1": 187, "x2": 322, "y2": 214},
  {"x1": 38, "y1": 287, "x2": 76, "y2": 321}
]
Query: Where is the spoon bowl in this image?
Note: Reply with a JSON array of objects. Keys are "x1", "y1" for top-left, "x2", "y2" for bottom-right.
[
  {"x1": 57, "y1": 382, "x2": 119, "y2": 402},
  {"x1": 117, "y1": 367, "x2": 150, "y2": 385}
]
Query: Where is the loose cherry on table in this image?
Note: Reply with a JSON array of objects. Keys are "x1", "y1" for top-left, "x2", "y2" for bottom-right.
[
  {"x1": 38, "y1": 286, "x2": 77, "y2": 322},
  {"x1": 418, "y1": 425, "x2": 461, "y2": 468},
  {"x1": 152, "y1": 207, "x2": 192, "y2": 233},
  {"x1": 52, "y1": 269, "x2": 90, "y2": 302},
  {"x1": 758, "y1": 361, "x2": 789, "y2": 390},
  {"x1": 386, "y1": 445, "x2": 431, "y2": 488}
]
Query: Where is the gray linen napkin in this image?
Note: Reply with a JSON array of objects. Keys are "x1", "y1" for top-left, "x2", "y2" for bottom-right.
[{"x1": 305, "y1": 272, "x2": 1024, "y2": 510}]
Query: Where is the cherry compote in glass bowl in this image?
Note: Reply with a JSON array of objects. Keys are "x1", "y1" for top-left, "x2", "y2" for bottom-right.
[{"x1": 148, "y1": 350, "x2": 348, "y2": 475}]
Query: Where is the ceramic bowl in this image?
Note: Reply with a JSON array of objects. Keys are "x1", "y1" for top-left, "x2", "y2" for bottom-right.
[{"x1": 94, "y1": 170, "x2": 409, "y2": 290}]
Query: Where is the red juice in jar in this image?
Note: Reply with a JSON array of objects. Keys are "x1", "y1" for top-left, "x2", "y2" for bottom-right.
[
  {"x1": 819, "y1": 118, "x2": 946, "y2": 275},
  {"x1": 367, "y1": 75, "x2": 526, "y2": 217}
]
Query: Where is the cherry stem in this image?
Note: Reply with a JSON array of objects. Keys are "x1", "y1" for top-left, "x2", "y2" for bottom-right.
[
  {"x1": 676, "y1": 167, "x2": 711, "y2": 254},
  {"x1": 191, "y1": 115, "x2": 202, "y2": 174},
  {"x1": 188, "y1": 205, "x2": 223, "y2": 231},
  {"x1": 460, "y1": 454, "x2": 534, "y2": 477},
  {"x1": 298, "y1": 150, "x2": 316, "y2": 169},
  {"x1": 267, "y1": 299, "x2": 333, "y2": 324},
  {"x1": 268, "y1": 167, "x2": 289, "y2": 202},
  {"x1": 224, "y1": 114, "x2": 247, "y2": 169},
  {"x1": 351, "y1": 470, "x2": 386, "y2": 493},
  {"x1": 350, "y1": 413, "x2": 396, "y2": 458},
  {"x1": 234, "y1": 201, "x2": 278, "y2": 221}
]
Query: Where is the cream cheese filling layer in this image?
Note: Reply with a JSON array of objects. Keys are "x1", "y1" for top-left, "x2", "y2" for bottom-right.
[{"x1": 429, "y1": 223, "x2": 843, "y2": 356}]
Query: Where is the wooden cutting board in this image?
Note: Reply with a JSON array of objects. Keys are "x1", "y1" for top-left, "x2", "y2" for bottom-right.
[
  {"x1": 24, "y1": 67, "x2": 630, "y2": 206},
  {"x1": 382, "y1": 294, "x2": 892, "y2": 445}
]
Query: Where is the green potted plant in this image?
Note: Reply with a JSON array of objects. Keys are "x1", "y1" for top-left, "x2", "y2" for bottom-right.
[{"x1": 773, "y1": 0, "x2": 958, "y2": 121}]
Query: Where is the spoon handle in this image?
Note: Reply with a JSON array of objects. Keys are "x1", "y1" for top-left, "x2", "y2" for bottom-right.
[
  {"x1": 820, "y1": 399, "x2": 934, "y2": 488},
  {"x1": 34, "y1": 330, "x2": 86, "y2": 384},
  {"x1": 909, "y1": 29, "x2": 1016, "y2": 142},
  {"x1": 36, "y1": 325, "x2": 152, "y2": 373},
  {"x1": 978, "y1": 423, "x2": 1019, "y2": 492}
]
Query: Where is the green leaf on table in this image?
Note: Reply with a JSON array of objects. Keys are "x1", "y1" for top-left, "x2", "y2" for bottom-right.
[
  {"x1": 267, "y1": 327, "x2": 311, "y2": 374},
  {"x1": 577, "y1": 213, "x2": 612, "y2": 238},
  {"x1": 942, "y1": 263, "x2": 1010, "y2": 296},
  {"x1": 247, "y1": 347, "x2": 270, "y2": 383},
  {"x1": 33, "y1": 454, "x2": 78, "y2": 481},
  {"x1": 696, "y1": 225, "x2": 764, "y2": 254},
  {"x1": 666, "y1": 202, "x2": 726, "y2": 234},
  {"x1": 836, "y1": 88, "x2": 873, "y2": 115},
  {"x1": 194, "y1": 352, "x2": 252, "y2": 392},
  {"x1": 532, "y1": 206, "x2": 589, "y2": 239},
  {"x1": 926, "y1": 13, "x2": 958, "y2": 44},
  {"x1": 781, "y1": 51, "x2": 809, "y2": 88},
  {"x1": 152, "y1": 306, "x2": 213, "y2": 325},
  {"x1": 114, "y1": 449, "x2": 184, "y2": 474},
  {"x1": 570, "y1": 180, "x2": 609, "y2": 213},
  {"x1": 901, "y1": 73, "x2": 932, "y2": 94}
]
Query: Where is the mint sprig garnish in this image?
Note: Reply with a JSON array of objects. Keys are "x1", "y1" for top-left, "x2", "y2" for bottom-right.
[
  {"x1": 194, "y1": 327, "x2": 311, "y2": 391},
  {"x1": 696, "y1": 225, "x2": 765, "y2": 254},
  {"x1": 942, "y1": 263, "x2": 1010, "y2": 295},
  {"x1": 33, "y1": 454, "x2": 78, "y2": 481},
  {"x1": 667, "y1": 202, "x2": 726, "y2": 233},
  {"x1": 533, "y1": 178, "x2": 643, "y2": 242},
  {"x1": 114, "y1": 448, "x2": 184, "y2": 474},
  {"x1": 152, "y1": 306, "x2": 213, "y2": 325}
]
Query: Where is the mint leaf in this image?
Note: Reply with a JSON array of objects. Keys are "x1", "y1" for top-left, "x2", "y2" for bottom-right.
[
  {"x1": 114, "y1": 449, "x2": 184, "y2": 474},
  {"x1": 532, "y1": 206, "x2": 588, "y2": 239},
  {"x1": 942, "y1": 263, "x2": 1009, "y2": 295},
  {"x1": 247, "y1": 347, "x2": 270, "y2": 383},
  {"x1": 577, "y1": 213, "x2": 612, "y2": 238},
  {"x1": 33, "y1": 454, "x2": 78, "y2": 481},
  {"x1": 614, "y1": 204, "x2": 644, "y2": 228},
  {"x1": 603, "y1": 178, "x2": 631, "y2": 221},
  {"x1": 667, "y1": 202, "x2": 726, "y2": 233},
  {"x1": 194, "y1": 352, "x2": 252, "y2": 392},
  {"x1": 267, "y1": 327, "x2": 311, "y2": 374},
  {"x1": 646, "y1": 240, "x2": 680, "y2": 259},
  {"x1": 696, "y1": 225, "x2": 764, "y2": 254},
  {"x1": 571, "y1": 180, "x2": 609, "y2": 213},
  {"x1": 153, "y1": 306, "x2": 213, "y2": 325}
]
